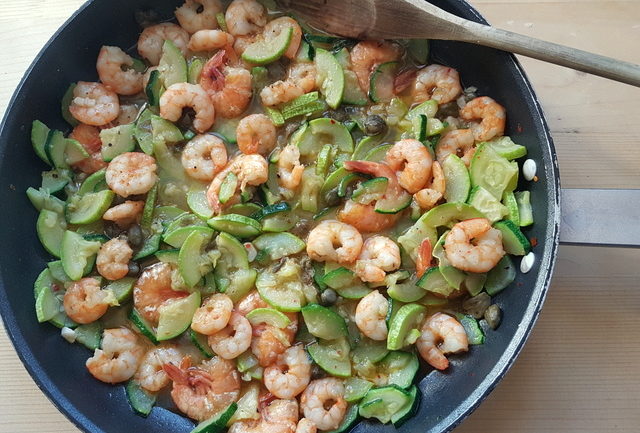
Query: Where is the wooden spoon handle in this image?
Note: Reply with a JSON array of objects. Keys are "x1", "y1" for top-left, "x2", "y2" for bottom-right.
[{"x1": 458, "y1": 21, "x2": 640, "y2": 86}]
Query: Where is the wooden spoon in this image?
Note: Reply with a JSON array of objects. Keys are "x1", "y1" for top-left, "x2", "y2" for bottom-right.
[{"x1": 280, "y1": 0, "x2": 640, "y2": 87}]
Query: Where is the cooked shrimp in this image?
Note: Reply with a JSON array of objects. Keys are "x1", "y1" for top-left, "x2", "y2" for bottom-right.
[
  {"x1": 459, "y1": 96, "x2": 506, "y2": 142},
  {"x1": 236, "y1": 290, "x2": 268, "y2": 315},
  {"x1": 96, "y1": 46, "x2": 144, "y2": 96},
  {"x1": 339, "y1": 160, "x2": 405, "y2": 232},
  {"x1": 260, "y1": 62, "x2": 316, "y2": 106},
  {"x1": 138, "y1": 23, "x2": 189, "y2": 65},
  {"x1": 296, "y1": 419, "x2": 317, "y2": 433},
  {"x1": 133, "y1": 262, "x2": 190, "y2": 324},
  {"x1": 225, "y1": 0, "x2": 267, "y2": 37},
  {"x1": 199, "y1": 50, "x2": 252, "y2": 118},
  {"x1": 229, "y1": 399, "x2": 299, "y2": 433},
  {"x1": 160, "y1": 82, "x2": 216, "y2": 133},
  {"x1": 208, "y1": 67, "x2": 253, "y2": 118},
  {"x1": 350, "y1": 41, "x2": 402, "y2": 91},
  {"x1": 337, "y1": 200, "x2": 400, "y2": 233},
  {"x1": 69, "y1": 81, "x2": 119, "y2": 126},
  {"x1": 300, "y1": 378, "x2": 347, "y2": 431},
  {"x1": 413, "y1": 64, "x2": 462, "y2": 105},
  {"x1": 306, "y1": 220, "x2": 363, "y2": 265},
  {"x1": 70, "y1": 123, "x2": 102, "y2": 154},
  {"x1": 106, "y1": 152, "x2": 157, "y2": 197},
  {"x1": 175, "y1": 0, "x2": 223, "y2": 34},
  {"x1": 264, "y1": 345, "x2": 311, "y2": 399},
  {"x1": 63, "y1": 277, "x2": 111, "y2": 324},
  {"x1": 102, "y1": 200, "x2": 144, "y2": 228},
  {"x1": 86, "y1": 328, "x2": 145, "y2": 383},
  {"x1": 96, "y1": 237, "x2": 133, "y2": 281},
  {"x1": 355, "y1": 236, "x2": 401, "y2": 283},
  {"x1": 436, "y1": 129, "x2": 476, "y2": 166},
  {"x1": 182, "y1": 134, "x2": 228, "y2": 181},
  {"x1": 385, "y1": 139, "x2": 433, "y2": 194},
  {"x1": 417, "y1": 312, "x2": 468, "y2": 370},
  {"x1": 134, "y1": 345, "x2": 183, "y2": 392},
  {"x1": 191, "y1": 293, "x2": 233, "y2": 335},
  {"x1": 343, "y1": 160, "x2": 402, "y2": 195},
  {"x1": 208, "y1": 312, "x2": 252, "y2": 359},
  {"x1": 69, "y1": 124, "x2": 107, "y2": 174},
  {"x1": 236, "y1": 114, "x2": 276, "y2": 155},
  {"x1": 188, "y1": 29, "x2": 235, "y2": 52},
  {"x1": 277, "y1": 145, "x2": 304, "y2": 190},
  {"x1": 264, "y1": 17, "x2": 302, "y2": 59},
  {"x1": 251, "y1": 324, "x2": 295, "y2": 367},
  {"x1": 164, "y1": 356, "x2": 241, "y2": 421},
  {"x1": 414, "y1": 161, "x2": 445, "y2": 210},
  {"x1": 444, "y1": 218, "x2": 505, "y2": 273},
  {"x1": 206, "y1": 154, "x2": 268, "y2": 212},
  {"x1": 354, "y1": 290, "x2": 389, "y2": 341}
]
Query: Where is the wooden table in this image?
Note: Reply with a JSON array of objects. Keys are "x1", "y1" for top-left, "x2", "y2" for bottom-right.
[{"x1": 1, "y1": 0, "x2": 639, "y2": 431}]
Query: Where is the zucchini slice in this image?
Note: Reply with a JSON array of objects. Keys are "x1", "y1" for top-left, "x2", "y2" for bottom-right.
[
  {"x1": 314, "y1": 48, "x2": 345, "y2": 109},
  {"x1": 358, "y1": 384, "x2": 411, "y2": 424},
  {"x1": 36, "y1": 209, "x2": 66, "y2": 257},
  {"x1": 386, "y1": 303, "x2": 426, "y2": 350},
  {"x1": 208, "y1": 214, "x2": 262, "y2": 238},
  {"x1": 242, "y1": 26, "x2": 293, "y2": 65},
  {"x1": 301, "y1": 303, "x2": 348, "y2": 340},
  {"x1": 156, "y1": 292, "x2": 201, "y2": 341},
  {"x1": 442, "y1": 154, "x2": 471, "y2": 203},
  {"x1": 191, "y1": 403, "x2": 237, "y2": 433},
  {"x1": 307, "y1": 336, "x2": 351, "y2": 377},
  {"x1": 485, "y1": 255, "x2": 516, "y2": 296},
  {"x1": 100, "y1": 124, "x2": 136, "y2": 162},
  {"x1": 369, "y1": 61, "x2": 398, "y2": 103},
  {"x1": 125, "y1": 380, "x2": 156, "y2": 417},
  {"x1": 494, "y1": 219, "x2": 531, "y2": 255}
]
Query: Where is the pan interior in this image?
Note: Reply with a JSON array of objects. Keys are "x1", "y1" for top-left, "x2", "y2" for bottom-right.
[{"x1": 0, "y1": 0, "x2": 559, "y2": 432}]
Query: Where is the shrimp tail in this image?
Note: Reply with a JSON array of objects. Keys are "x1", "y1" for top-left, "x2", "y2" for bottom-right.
[
  {"x1": 201, "y1": 50, "x2": 227, "y2": 91},
  {"x1": 416, "y1": 238, "x2": 433, "y2": 278},
  {"x1": 163, "y1": 362, "x2": 188, "y2": 384},
  {"x1": 343, "y1": 160, "x2": 386, "y2": 177}
]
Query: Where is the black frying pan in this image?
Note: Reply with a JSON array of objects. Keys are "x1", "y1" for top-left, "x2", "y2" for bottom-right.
[{"x1": 0, "y1": 0, "x2": 563, "y2": 431}]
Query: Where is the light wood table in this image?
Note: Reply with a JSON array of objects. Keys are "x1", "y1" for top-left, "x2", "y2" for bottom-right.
[{"x1": 1, "y1": 0, "x2": 639, "y2": 432}]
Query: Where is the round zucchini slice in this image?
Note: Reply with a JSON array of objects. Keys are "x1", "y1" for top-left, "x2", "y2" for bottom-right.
[
  {"x1": 156, "y1": 291, "x2": 201, "y2": 341},
  {"x1": 241, "y1": 26, "x2": 292, "y2": 65}
]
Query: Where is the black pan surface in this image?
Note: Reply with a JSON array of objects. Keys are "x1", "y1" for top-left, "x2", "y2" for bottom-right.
[{"x1": 0, "y1": 0, "x2": 560, "y2": 431}]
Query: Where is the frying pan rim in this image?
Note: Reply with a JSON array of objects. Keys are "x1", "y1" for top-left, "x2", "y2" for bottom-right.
[{"x1": 0, "y1": 0, "x2": 560, "y2": 432}]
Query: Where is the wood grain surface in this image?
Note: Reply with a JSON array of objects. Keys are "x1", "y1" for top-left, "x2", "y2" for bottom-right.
[{"x1": 1, "y1": 1, "x2": 639, "y2": 432}]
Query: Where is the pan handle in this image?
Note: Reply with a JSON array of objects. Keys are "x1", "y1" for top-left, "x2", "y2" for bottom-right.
[{"x1": 560, "y1": 188, "x2": 640, "y2": 248}]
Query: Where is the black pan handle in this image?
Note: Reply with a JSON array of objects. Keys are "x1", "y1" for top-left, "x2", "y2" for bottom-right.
[{"x1": 560, "y1": 188, "x2": 640, "y2": 248}]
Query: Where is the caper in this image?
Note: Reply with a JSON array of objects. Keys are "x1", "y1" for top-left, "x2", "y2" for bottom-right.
[
  {"x1": 328, "y1": 109, "x2": 348, "y2": 123},
  {"x1": 462, "y1": 292, "x2": 491, "y2": 319},
  {"x1": 363, "y1": 115, "x2": 387, "y2": 136},
  {"x1": 323, "y1": 188, "x2": 341, "y2": 208},
  {"x1": 484, "y1": 304, "x2": 502, "y2": 330},
  {"x1": 320, "y1": 288, "x2": 338, "y2": 306},
  {"x1": 127, "y1": 261, "x2": 141, "y2": 277},
  {"x1": 104, "y1": 221, "x2": 123, "y2": 239},
  {"x1": 127, "y1": 224, "x2": 144, "y2": 248}
]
